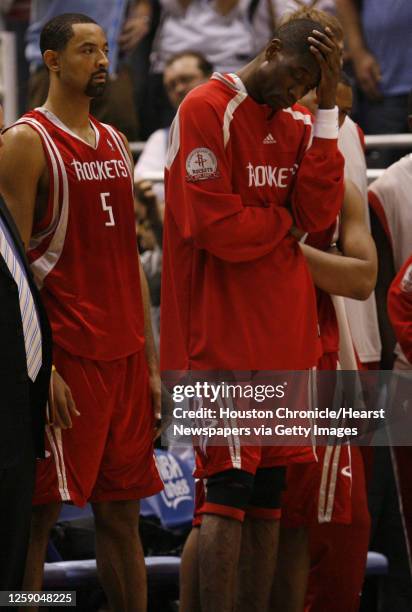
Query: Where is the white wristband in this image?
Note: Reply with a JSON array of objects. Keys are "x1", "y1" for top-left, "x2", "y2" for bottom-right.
[{"x1": 313, "y1": 106, "x2": 339, "y2": 139}]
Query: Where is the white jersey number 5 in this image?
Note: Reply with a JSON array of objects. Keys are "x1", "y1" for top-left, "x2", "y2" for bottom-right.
[{"x1": 100, "y1": 192, "x2": 115, "y2": 226}]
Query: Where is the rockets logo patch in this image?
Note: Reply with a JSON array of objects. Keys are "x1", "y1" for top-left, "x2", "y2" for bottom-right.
[
  {"x1": 186, "y1": 148, "x2": 220, "y2": 182},
  {"x1": 401, "y1": 264, "x2": 412, "y2": 293}
]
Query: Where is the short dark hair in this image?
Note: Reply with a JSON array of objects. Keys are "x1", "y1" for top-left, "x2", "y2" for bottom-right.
[
  {"x1": 408, "y1": 90, "x2": 412, "y2": 117},
  {"x1": 280, "y1": 8, "x2": 344, "y2": 42},
  {"x1": 165, "y1": 51, "x2": 214, "y2": 77},
  {"x1": 40, "y1": 13, "x2": 97, "y2": 56},
  {"x1": 274, "y1": 18, "x2": 328, "y2": 75}
]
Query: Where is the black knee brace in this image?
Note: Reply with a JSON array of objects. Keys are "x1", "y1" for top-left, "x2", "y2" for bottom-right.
[
  {"x1": 206, "y1": 469, "x2": 254, "y2": 511},
  {"x1": 248, "y1": 466, "x2": 286, "y2": 509}
]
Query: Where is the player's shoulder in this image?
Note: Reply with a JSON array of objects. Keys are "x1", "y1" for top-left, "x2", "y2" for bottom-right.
[
  {"x1": 282, "y1": 103, "x2": 313, "y2": 126},
  {"x1": 2, "y1": 119, "x2": 44, "y2": 156},
  {"x1": 370, "y1": 153, "x2": 412, "y2": 198},
  {"x1": 180, "y1": 76, "x2": 239, "y2": 117}
]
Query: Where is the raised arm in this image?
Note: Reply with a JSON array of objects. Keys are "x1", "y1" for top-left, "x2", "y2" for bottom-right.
[
  {"x1": 300, "y1": 180, "x2": 377, "y2": 300},
  {"x1": 292, "y1": 27, "x2": 345, "y2": 232}
]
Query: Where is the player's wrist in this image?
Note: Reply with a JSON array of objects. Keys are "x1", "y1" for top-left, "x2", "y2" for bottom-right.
[{"x1": 313, "y1": 106, "x2": 339, "y2": 139}]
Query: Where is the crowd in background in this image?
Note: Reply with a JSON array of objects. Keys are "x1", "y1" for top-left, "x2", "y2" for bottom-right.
[{"x1": 1, "y1": 1, "x2": 411, "y2": 147}]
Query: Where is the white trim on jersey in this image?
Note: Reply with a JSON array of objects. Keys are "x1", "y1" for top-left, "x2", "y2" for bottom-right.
[
  {"x1": 19, "y1": 118, "x2": 70, "y2": 289},
  {"x1": 14, "y1": 118, "x2": 60, "y2": 246},
  {"x1": 282, "y1": 108, "x2": 314, "y2": 149},
  {"x1": 36, "y1": 107, "x2": 101, "y2": 150},
  {"x1": 282, "y1": 107, "x2": 313, "y2": 126},
  {"x1": 102, "y1": 123, "x2": 134, "y2": 192},
  {"x1": 46, "y1": 425, "x2": 71, "y2": 501},
  {"x1": 165, "y1": 111, "x2": 180, "y2": 171},
  {"x1": 211, "y1": 72, "x2": 240, "y2": 93},
  {"x1": 222, "y1": 91, "x2": 248, "y2": 149},
  {"x1": 216, "y1": 393, "x2": 242, "y2": 470}
]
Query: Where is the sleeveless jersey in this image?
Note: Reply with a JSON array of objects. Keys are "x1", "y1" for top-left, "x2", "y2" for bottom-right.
[
  {"x1": 16, "y1": 108, "x2": 144, "y2": 361},
  {"x1": 369, "y1": 153, "x2": 412, "y2": 366}
]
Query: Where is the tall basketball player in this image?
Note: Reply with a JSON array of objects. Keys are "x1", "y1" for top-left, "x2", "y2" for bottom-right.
[{"x1": 0, "y1": 13, "x2": 163, "y2": 612}]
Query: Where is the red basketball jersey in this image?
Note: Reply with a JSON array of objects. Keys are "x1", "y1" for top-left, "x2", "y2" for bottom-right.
[{"x1": 16, "y1": 108, "x2": 144, "y2": 360}]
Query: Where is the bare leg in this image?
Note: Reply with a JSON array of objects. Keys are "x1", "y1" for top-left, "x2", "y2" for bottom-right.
[
  {"x1": 92, "y1": 500, "x2": 146, "y2": 612},
  {"x1": 199, "y1": 514, "x2": 242, "y2": 612},
  {"x1": 22, "y1": 502, "x2": 62, "y2": 612},
  {"x1": 270, "y1": 525, "x2": 310, "y2": 612},
  {"x1": 180, "y1": 527, "x2": 201, "y2": 612},
  {"x1": 235, "y1": 517, "x2": 280, "y2": 612}
]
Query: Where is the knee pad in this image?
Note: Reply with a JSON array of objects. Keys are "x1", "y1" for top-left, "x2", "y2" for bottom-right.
[
  {"x1": 205, "y1": 469, "x2": 254, "y2": 512},
  {"x1": 248, "y1": 466, "x2": 286, "y2": 510}
]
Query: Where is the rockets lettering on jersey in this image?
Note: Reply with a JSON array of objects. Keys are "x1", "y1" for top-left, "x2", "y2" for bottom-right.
[
  {"x1": 71, "y1": 158, "x2": 129, "y2": 182},
  {"x1": 11, "y1": 108, "x2": 145, "y2": 361},
  {"x1": 246, "y1": 163, "x2": 299, "y2": 188}
]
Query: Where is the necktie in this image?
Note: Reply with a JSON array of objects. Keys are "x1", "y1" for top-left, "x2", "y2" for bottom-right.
[{"x1": 0, "y1": 230, "x2": 42, "y2": 381}]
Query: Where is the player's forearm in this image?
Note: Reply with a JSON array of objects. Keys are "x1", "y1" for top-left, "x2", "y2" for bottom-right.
[
  {"x1": 292, "y1": 109, "x2": 344, "y2": 233},
  {"x1": 139, "y1": 259, "x2": 159, "y2": 374},
  {"x1": 191, "y1": 202, "x2": 293, "y2": 262},
  {"x1": 336, "y1": 0, "x2": 366, "y2": 55},
  {"x1": 300, "y1": 243, "x2": 375, "y2": 300}
]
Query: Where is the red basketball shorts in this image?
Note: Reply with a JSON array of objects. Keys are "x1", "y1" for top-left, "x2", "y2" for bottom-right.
[{"x1": 33, "y1": 345, "x2": 163, "y2": 506}]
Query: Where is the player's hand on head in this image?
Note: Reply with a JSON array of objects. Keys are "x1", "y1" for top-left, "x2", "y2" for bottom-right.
[
  {"x1": 49, "y1": 369, "x2": 80, "y2": 429},
  {"x1": 308, "y1": 27, "x2": 341, "y2": 109}
]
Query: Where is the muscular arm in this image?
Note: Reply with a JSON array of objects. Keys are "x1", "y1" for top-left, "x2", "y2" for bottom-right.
[
  {"x1": 300, "y1": 180, "x2": 377, "y2": 300},
  {"x1": 0, "y1": 125, "x2": 46, "y2": 247}
]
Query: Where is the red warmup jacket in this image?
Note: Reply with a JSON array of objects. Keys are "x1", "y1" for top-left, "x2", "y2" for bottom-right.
[
  {"x1": 161, "y1": 73, "x2": 344, "y2": 371},
  {"x1": 388, "y1": 254, "x2": 412, "y2": 364}
]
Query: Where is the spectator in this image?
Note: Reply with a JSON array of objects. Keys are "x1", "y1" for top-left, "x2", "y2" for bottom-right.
[
  {"x1": 135, "y1": 50, "x2": 213, "y2": 208},
  {"x1": 145, "y1": 0, "x2": 269, "y2": 133},
  {"x1": 25, "y1": 0, "x2": 151, "y2": 140},
  {"x1": 134, "y1": 51, "x2": 213, "y2": 350},
  {"x1": 337, "y1": 0, "x2": 412, "y2": 167}
]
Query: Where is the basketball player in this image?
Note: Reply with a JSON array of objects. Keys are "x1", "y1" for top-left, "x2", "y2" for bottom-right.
[
  {"x1": 271, "y1": 73, "x2": 376, "y2": 612},
  {"x1": 162, "y1": 15, "x2": 344, "y2": 612},
  {"x1": 367, "y1": 94, "x2": 412, "y2": 608},
  {"x1": 0, "y1": 14, "x2": 163, "y2": 612}
]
